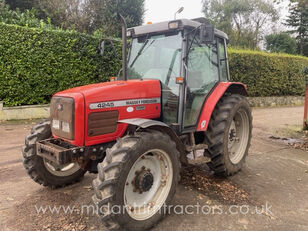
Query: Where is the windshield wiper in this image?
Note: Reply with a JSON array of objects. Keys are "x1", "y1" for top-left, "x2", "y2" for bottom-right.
[
  {"x1": 184, "y1": 26, "x2": 202, "y2": 61},
  {"x1": 129, "y1": 39, "x2": 149, "y2": 68}
]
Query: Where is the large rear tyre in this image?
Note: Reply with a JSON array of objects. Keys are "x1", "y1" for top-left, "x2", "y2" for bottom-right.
[
  {"x1": 205, "y1": 94, "x2": 252, "y2": 176},
  {"x1": 22, "y1": 120, "x2": 85, "y2": 188},
  {"x1": 92, "y1": 130, "x2": 180, "y2": 231}
]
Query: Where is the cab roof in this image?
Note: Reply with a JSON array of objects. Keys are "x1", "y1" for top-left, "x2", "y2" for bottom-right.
[{"x1": 128, "y1": 17, "x2": 228, "y2": 40}]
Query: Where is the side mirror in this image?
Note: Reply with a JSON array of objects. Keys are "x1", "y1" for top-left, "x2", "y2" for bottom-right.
[
  {"x1": 99, "y1": 40, "x2": 105, "y2": 56},
  {"x1": 200, "y1": 24, "x2": 215, "y2": 44}
]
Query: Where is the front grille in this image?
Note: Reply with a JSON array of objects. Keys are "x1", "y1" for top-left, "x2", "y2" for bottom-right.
[
  {"x1": 50, "y1": 97, "x2": 75, "y2": 140},
  {"x1": 88, "y1": 111, "x2": 119, "y2": 136}
]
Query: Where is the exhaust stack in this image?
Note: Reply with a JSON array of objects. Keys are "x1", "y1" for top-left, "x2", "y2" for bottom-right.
[{"x1": 118, "y1": 13, "x2": 128, "y2": 81}]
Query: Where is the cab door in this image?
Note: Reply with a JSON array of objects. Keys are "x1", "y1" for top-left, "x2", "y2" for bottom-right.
[{"x1": 183, "y1": 36, "x2": 220, "y2": 128}]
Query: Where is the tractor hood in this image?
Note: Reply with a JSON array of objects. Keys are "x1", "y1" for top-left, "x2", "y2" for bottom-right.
[
  {"x1": 55, "y1": 79, "x2": 161, "y2": 102},
  {"x1": 53, "y1": 79, "x2": 162, "y2": 147}
]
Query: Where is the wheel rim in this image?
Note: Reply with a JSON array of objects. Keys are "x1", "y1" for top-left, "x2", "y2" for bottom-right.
[
  {"x1": 124, "y1": 149, "x2": 173, "y2": 221},
  {"x1": 43, "y1": 159, "x2": 81, "y2": 177},
  {"x1": 228, "y1": 108, "x2": 250, "y2": 164}
]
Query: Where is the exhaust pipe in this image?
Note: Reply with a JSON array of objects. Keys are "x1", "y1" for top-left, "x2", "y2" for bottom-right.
[{"x1": 118, "y1": 13, "x2": 128, "y2": 81}]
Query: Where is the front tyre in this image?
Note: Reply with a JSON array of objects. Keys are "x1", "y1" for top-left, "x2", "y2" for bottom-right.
[
  {"x1": 22, "y1": 120, "x2": 85, "y2": 188},
  {"x1": 92, "y1": 130, "x2": 180, "y2": 231},
  {"x1": 205, "y1": 94, "x2": 252, "y2": 176}
]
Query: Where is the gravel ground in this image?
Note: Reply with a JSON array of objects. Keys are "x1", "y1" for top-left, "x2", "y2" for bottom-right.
[{"x1": 0, "y1": 106, "x2": 308, "y2": 231}]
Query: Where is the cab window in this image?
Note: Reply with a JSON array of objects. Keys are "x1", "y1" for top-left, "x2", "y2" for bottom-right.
[{"x1": 218, "y1": 38, "x2": 228, "y2": 81}]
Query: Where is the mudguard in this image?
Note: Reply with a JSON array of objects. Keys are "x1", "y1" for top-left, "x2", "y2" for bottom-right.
[
  {"x1": 119, "y1": 118, "x2": 169, "y2": 129},
  {"x1": 119, "y1": 118, "x2": 188, "y2": 164},
  {"x1": 196, "y1": 82, "x2": 248, "y2": 131}
]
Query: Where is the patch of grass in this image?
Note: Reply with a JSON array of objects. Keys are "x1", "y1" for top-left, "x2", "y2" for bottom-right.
[
  {"x1": 276, "y1": 125, "x2": 305, "y2": 139},
  {"x1": 0, "y1": 119, "x2": 40, "y2": 126}
]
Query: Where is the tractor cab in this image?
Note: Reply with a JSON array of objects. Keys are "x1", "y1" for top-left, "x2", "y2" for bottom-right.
[{"x1": 126, "y1": 18, "x2": 230, "y2": 131}]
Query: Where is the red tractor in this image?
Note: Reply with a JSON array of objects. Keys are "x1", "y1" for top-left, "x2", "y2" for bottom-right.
[{"x1": 22, "y1": 15, "x2": 252, "y2": 231}]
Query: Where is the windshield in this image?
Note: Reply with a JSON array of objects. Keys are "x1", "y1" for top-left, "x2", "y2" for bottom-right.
[
  {"x1": 127, "y1": 32, "x2": 182, "y2": 94},
  {"x1": 127, "y1": 32, "x2": 183, "y2": 125}
]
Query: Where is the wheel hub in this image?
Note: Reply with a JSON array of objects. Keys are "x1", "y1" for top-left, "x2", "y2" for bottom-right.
[
  {"x1": 135, "y1": 170, "x2": 154, "y2": 193},
  {"x1": 229, "y1": 128, "x2": 236, "y2": 141},
  {"x1": 228, "y1": 120, "x2": 237, "y2": 149}
]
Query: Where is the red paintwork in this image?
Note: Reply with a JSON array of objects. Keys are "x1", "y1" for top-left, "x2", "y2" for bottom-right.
[
  {"x1": 53, "y1": 79, "x2": 161, "y2": 146},
  {"x1": 196, "y1": 82, "x2": 247, "y2": 131}
]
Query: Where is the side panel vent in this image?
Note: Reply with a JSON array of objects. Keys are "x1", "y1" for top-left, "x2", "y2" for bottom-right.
[{"x1": 88, "y1": 111, "x2": 119, "y2": 137}]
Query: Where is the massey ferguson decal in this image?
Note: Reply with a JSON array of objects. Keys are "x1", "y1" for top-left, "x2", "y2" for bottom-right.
[{"x1": 89, "y1": 98, "x2": 160, "y2": 110}]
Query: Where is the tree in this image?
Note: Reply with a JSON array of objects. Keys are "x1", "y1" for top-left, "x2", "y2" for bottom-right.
[
  {"x1": 34, "y1": 0, "x2": 145, "y2": 35},
  {"x1": 5, "y1": 0, "x2": 36, "y2": 11},
  {"x1": 36, "y1": 0, "x2": 89, "y2": 32},
  {"x1": 84, "y1": 0, "x2": 145, "y2": 36},
  {"x1": 202, "y1": 0, "x2": 279, "y2": 49},
  {"x1": 285, "y1": 0, "x2": 308, "y2": 56},
  {"x1": 265, "y1": 32, "x2": 297, "y2": 54}
]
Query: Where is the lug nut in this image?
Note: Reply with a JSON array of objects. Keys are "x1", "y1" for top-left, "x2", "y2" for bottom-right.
[{"x1": 148, "y1": 202, "x2": 155, "y2": 208}]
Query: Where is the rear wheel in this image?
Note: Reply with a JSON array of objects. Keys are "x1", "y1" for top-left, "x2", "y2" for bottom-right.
[
  {"x1": 204, "y1": 94, "x2": 252, "y2": 176},
  {"x1": 92, "y1": 130, "x2": 180, "y2": 231},
  {"x1": 22, "y1": 120, "x2": 85, "y2": 188}
]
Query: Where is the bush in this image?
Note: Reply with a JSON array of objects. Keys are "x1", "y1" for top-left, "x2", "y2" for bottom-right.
[
  {"x1": 0, "y1": 1, "x2": 55, "y2": 30},
  {"x1": 229, "y1": 49, "x2": 308, "y2": 97},
  {"x1": 1, "y1": 22, "x2": 308, "y2": 106},
  {"x1": 0, "y1": 23, "x2": 121, "y2": 106}
]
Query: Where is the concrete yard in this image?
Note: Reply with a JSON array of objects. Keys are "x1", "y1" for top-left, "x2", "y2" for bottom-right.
[{"x1": 0, "y1": 106, "x2": 307, "y2": 231}]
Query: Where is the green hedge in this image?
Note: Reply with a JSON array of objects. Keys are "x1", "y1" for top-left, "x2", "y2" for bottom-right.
[
  {"x1": 1, "y1": 22, "x2": 308, "y2": 106},
  {"x1": 0, "y1": 23, "x2": 121, "y2": 106},
  {"x1": 229, "y1": 49, "x2": 308, "y2": 97}
]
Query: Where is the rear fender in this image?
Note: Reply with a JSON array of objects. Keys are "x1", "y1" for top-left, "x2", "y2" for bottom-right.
[{"x1": 196, "y1": 82, "x2": 248, "y2": 131}]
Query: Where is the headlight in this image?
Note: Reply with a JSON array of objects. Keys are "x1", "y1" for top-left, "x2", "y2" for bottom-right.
[
  {"x1": 127, "y1": 29, "x2": 134, "y2": 37},
  {"x1": 52, "y1": 119, "x2": 60, "y2": 129},
  {"x1": 168, "y1": 20, "x2": 181, "y2": 29},
  {"x1": 62, "y1": 121, "x2": 70, "y2": 133}
]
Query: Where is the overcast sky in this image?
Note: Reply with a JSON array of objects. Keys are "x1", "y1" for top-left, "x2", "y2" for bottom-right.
[
  {"x1": 144, "y1": 0, "x2": 290, "y2": 31},
  {"x1": 144, "y1": 0, "x2": 204, "y2": 23}
]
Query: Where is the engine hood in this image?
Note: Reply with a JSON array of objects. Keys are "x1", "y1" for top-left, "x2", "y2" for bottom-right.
[
  {"x1": 53, "y1": 79, "x2": 162, "y2": 146},
  {"x1": 54, "y1": 79, "x2": 161, "y2": 102}
]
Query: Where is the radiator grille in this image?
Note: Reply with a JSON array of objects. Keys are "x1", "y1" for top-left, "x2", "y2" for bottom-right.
[{"x1": 88, "y1": 111, "x2": 119, "y2": 136}]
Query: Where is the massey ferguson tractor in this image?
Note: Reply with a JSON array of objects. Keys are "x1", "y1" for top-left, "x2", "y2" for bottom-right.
[{"x1": 22, "y1": 15, "x2": 252, "y2": 231}]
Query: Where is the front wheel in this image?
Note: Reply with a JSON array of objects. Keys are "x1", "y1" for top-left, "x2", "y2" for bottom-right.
[
  {"x1": 22, "y1": 120, "x2": 85, "y2": 188},
  {"x1": 92, "y1": 130, "x2": 180, "y2": 231},
  {"x1": 204, "y1": 94, "x2": 252, "y2": 176}
]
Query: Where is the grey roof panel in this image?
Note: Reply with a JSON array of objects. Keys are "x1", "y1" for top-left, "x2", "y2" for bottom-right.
[{"x1": 129, "y1": 18, "x2": 228, "y2": 40}]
